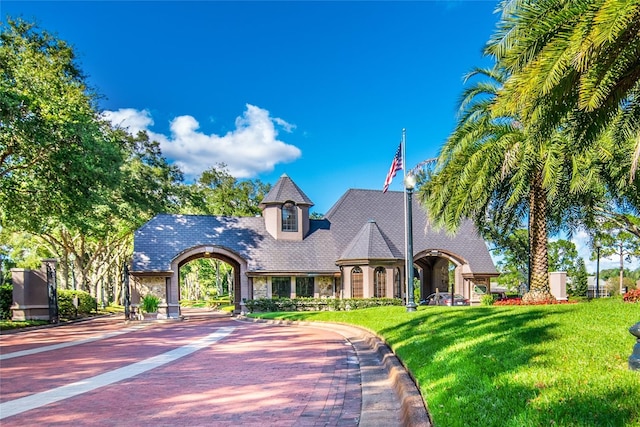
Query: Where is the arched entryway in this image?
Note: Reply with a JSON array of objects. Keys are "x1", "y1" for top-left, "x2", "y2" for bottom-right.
[
  {"x1": 171, "y1": 245, "x2": 247, "y2": 315},
  {"x1": 131, "y1": 245, "x2": 249, "y2": 319},
  {"x1": 414, "y1": 250, "x2": 465, "y2": 301}
]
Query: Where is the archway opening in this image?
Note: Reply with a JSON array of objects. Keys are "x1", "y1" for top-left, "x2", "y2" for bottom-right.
[
  {"x1": 416, "y1": 254, "x2": 460, "y2": 301},
  {"x1": 177, "y1": 253, "x2": 240, "y2": 311}
]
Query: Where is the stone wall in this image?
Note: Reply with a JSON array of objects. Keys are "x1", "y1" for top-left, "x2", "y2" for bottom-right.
[
  {"x1": 252, "y1": 277, "x2": 269, "y2": 299},
  {"x1": 134, "y1": 276, "x2": 167, "y2": 303},
  {"x1": 316, "y1": 276, "x2": 333, "y2": 297}
]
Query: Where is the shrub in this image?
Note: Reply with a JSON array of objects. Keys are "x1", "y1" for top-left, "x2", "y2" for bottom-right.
[
  {"x1": 480, "y1": 294, "x2": 495, "y2": 306},
  {"x1": 623, "y1": 289, "x2": 640, "y2": 303},
  {"x1": 0, "y1": 284, "x2": 13, "y2": 320},
  {"x1": 58, "y1": 289, "x2": 97, "y2": 317},
  {"x1": 141, "y1": 294, "x2": 160, "y2": 313},
  {"x1": 243, "y1": 297, "x2": 402, "y2": 313}
]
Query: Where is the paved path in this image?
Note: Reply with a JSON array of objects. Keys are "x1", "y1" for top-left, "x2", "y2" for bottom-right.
[{"x1": 0, "y1": 309, "x2": 429, "y2": 426}]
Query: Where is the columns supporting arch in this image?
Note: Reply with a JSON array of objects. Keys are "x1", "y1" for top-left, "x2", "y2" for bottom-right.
[
  {"x1": 131, "y1": 245, "x2": 249, "y2": 318},
  {"x1": 414, "y1": 249, "x2": 465, "y2": 302}
]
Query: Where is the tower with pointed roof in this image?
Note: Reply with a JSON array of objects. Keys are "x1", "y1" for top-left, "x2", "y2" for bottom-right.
[{"x1": 260, "y1": 173, "x2": 314, "y2": 241}]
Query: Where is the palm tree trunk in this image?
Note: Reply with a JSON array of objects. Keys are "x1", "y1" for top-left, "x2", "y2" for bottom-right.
[{"x1": 523, "y1": 171, "x2": 554, "y2": 303}]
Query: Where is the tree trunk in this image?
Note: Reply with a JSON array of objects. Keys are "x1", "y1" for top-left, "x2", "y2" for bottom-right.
[
  {"x1": 619, "y1": 242, "x2": 625, "y2": 294},
  {"x1": 523, "y1": 171, "x2": 554, "y2": 303}
]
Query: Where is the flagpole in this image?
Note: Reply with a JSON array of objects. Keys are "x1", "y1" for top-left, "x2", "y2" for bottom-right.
[
  {"x1": 402, "y1": 128, "x2": 409, "y2": 304},
  {"x1": 402, "y1": 128, "x2": 417, "y2": 311}
]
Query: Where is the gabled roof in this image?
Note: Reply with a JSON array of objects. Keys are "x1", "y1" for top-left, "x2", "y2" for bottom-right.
[
  {"x1": 132, "y1": 214, "x2": 338, "y2": 274},
  {"x1": 339, "y1": 220, "x2": 399, "y2": 261},
  {"x1": 259, "y1": 173, "x2": 314, "y2": 208},
  {"x1": 132, "y1": 178, "x2": 497, "y2": 275},
  {"x1": 325, "y1": 189, "x2": 497, "y2": 274}
]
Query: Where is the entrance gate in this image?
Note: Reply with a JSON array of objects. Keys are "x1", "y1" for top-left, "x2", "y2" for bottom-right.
[{"x1": 45, "y1": 260, "x2": 59, "y2": 324}]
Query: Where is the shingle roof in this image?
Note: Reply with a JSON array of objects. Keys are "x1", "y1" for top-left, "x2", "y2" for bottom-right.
[
  {"x1": 339, "y1": 220, "x2": 399, "y2": 261},
  {"x1": 325, "y1": 189, "x2": 497, "y2": 274},
  {"x1": 133, "y1": 180, "x2": 497, "y2": 275},
  {"x1": 132, "y1": 214, "x2": 337, "y2": 274},
  {"x1": 259, "y1": 173, "x2": 314, "y2": 207}
]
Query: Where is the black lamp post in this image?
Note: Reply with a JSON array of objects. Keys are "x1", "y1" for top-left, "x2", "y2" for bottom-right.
[
  {"x1": 404, "y1": 173, "x2": 417, "y2": 312},
  {"x1": 595, "y1": 242, "x2": 601, "y2": 298}
]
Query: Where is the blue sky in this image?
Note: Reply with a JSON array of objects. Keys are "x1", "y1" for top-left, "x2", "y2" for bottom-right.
[
  {"x1": 4, "y1": 1, "x2": 630, "y2": 273},
  {"x1": 4, "y1": 0, "x2": 498, "y2": 213}
]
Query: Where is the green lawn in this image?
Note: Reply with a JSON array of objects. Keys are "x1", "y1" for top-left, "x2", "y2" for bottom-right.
[
  {"x1": 251, "y1": 298, "x2": 640, "y2": 427},
  {"x1": 0, "y1": 319, "x2": 49, "y2": 331}
]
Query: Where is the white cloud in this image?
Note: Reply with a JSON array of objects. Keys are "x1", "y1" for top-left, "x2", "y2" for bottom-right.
[
  {"x1": 103, "y1": 108, "x2": 154, "y2": 134},
  {"x1": 103, "y1": 104, "x2": 301, "y2": 179}
]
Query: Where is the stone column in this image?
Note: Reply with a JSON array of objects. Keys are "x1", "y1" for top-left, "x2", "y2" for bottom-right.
[
  {"x1": 549, "y1": 271, "x2": 567, "y2": 301},
  {"x1": 10, "y1": 268, "x2": 48, "y2": 321}
]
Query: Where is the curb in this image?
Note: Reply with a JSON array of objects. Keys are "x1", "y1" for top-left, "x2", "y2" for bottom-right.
[
  {"x1": 0, "y1": 313, "x2": 116, "y2": 335},
  {"x1": 237, "y1": 317, "x2": 432, "y2": 427}
]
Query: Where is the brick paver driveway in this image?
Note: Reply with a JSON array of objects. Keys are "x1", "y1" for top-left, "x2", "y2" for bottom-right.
[{"x1": 0, "y1": 310, "x2": 362, "y2": 426}]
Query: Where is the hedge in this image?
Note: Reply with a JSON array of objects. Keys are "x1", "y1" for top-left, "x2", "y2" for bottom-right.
[
  {"x1": 243, "y1": 297, "x2": 402, "y2": 313},
  {"x1": 58, "y1": 289, "x2": 97, "y2": 317},
  {"x1": 0, "y1": 284, "x2": 12, "y2": 320}
]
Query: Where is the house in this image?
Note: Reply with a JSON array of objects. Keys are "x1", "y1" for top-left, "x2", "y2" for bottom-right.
[{"x1": 130, "y1": 174, "x2": 498, "y2": 318}]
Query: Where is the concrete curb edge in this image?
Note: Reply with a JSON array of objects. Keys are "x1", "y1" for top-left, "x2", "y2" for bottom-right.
[{"x1": 238, "y1": 316, "x2": 432, "y2": 427}]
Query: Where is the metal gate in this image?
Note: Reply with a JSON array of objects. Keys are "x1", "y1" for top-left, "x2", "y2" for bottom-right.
[{"x1": 46, "y1": 260, "x2": 59, "y2": 323}]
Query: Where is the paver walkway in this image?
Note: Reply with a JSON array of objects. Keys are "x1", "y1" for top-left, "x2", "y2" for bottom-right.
[{"x1": 0, "y1": 311, "x2": 363, "y2": 426}]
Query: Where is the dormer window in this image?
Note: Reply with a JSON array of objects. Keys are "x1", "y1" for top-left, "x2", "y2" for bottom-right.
[{"x1": 282, "y1": 202, "x2": 298, "y2": 232}]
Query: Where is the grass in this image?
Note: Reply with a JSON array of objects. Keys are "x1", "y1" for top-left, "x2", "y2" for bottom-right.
[
  {"x1": 180, "y1": 298, "x2": 234, "y2": 312},
  {"x1": 0, "y1": 305, "x2": 123, "y2": 331},
  {"x1": 251, "y1": 298, "x2": 640, "y2": 427},
  {"x1": 0, "y1": 319, "x2": 49, "y2": 331}
]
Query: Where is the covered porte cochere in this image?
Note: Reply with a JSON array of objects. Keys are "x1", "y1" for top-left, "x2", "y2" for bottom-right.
[{"x1": 129, "y1": 175, "x2": 498, "y2": 317}]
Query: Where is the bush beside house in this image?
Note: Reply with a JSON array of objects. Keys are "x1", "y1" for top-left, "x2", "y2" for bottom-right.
[{"x1": 244, "y1": 297, "x2": 402, "y2": 313}]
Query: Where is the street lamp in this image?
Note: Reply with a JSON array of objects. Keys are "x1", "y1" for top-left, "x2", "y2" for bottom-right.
[
  {"x1": 404, "y1": 173, "x2": 417, "y2": 312},
  {"x1": 595, "y1": 241, "x2": 601, "y2": 298}
]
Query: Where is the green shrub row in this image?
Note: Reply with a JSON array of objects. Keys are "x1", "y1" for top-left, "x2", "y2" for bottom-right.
[
  {"x1": 58, "y1": 289, "x2": 97, "y2": 317},
  {"x1": 243, "y1": 297, "x2": 403, "y2": 313},
  {"x1": 0, "y1": 284, "x2": 13, "y2": 320},
  {"x1": 1, "y1": 285, "x2": 98, "y2": 320}
]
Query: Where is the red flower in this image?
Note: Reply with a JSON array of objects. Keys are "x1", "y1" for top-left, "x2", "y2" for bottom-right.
[
  {"x1": 493, "y1": 297, "x2": 577, "y2": 306},
  {"x1": 623, "y1": 289, "x2": 640, "y2": 303}
]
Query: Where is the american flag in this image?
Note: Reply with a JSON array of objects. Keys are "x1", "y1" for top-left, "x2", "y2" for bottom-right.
[{"x1": 382, "y1": 142, "x2": 403, "y2": 193}]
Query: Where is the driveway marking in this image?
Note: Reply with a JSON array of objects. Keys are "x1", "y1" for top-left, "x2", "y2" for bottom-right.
[
  {"x1": 0, "y1": 326, "x2": 235, "y2": 420},
  {"x1": 1, "y1": 324, "x2": 149, "y2": 361}
]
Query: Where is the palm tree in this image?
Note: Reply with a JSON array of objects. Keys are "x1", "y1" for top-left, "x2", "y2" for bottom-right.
[
  {"x1": 419, "y1": 67, "x2": 558, "y2": 302},
  {"x1": 486, "y1": 0, "x2": 640, "y2": 177}
]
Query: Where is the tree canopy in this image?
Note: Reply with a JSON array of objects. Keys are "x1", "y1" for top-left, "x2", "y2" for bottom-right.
[
  {"x1": 1, "y1": 19, "x2": 124, "y2": 234},
  {"x1": 0, "y1": 19, "x2": 269, "y2": 300},
  {"x1": 418, "y1": 1, "x2": 640, "y2": 300}
]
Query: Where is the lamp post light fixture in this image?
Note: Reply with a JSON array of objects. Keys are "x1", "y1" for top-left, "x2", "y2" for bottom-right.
[
  {"x1": 404, "y1": 173, "x2": 417, "y2": 312},
  {"x1": 595, "y1": 241, "x2": 601, "y2": 298}
]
